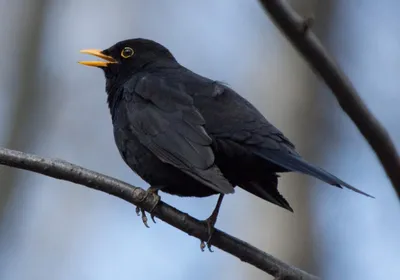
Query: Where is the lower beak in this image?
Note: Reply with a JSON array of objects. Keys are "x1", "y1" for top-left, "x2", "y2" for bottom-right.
[{"x1": 78, "y1": 49, "x2": 117, "y2": 67}]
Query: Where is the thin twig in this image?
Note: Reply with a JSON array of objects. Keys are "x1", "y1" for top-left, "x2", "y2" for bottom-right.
[
  {"x1": 258, "y1": 0, "x2": 400, "y2": 199},
  {"x1": 0, "y1": 147, "x2": 319, "y2": 280}
]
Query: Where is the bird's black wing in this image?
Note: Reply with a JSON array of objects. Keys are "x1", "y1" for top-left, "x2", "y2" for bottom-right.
[
  {"x1": 122, "y1": 74, "x2": 234, "y2": 194},
  {"x1": 195, "y1": 82, "x2": 373, "y2": 198}
]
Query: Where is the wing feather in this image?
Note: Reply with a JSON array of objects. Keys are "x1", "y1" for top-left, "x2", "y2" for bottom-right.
[{"x1": 124, "y1": 75, "x2": 234, "y2": 194}]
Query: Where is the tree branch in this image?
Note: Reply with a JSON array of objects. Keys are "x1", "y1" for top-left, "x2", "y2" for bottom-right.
[
  {"x1": 0, "y1": 147, "x2": 319, "y2": 280},
  {"x1": 258, "y1": 0, "x2": 400, "y2": 199}
]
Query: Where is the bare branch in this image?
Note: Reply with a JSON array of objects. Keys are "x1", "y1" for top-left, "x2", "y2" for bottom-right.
[
  {"x1": 258, "y1": 0, "x2": 400, "y2": 198},
  {"x1": 0, "y1": 147, "x2": 318, "y2": 279}
]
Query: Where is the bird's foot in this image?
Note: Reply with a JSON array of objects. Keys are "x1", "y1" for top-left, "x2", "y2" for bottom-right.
[
  {"x1": 199, "y1": 194, "x2": 224, "y2": 252},
  {"x1": 136, "y1": 187, "x2": 161, "y2": 227},
  {"x1": 136, "y1": 206, "x2": 150, "y2": 228},
  {"x1": 200, "y1": 215, "x2": 218, "y2": 252}
]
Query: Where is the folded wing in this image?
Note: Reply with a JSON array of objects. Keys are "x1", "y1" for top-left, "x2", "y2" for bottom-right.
[{"x1": 123, "y1": 75, "x2": 234, "y2": 194}]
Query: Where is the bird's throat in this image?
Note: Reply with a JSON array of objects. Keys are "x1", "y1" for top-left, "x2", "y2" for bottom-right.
[{"x1": 106, "y1": 81, "x2": 123, "y2": 118}]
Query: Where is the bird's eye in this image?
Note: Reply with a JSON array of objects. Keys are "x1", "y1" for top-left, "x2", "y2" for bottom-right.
[{"x1": 121, "y1": 47, "x2": 134, "y2": 58}]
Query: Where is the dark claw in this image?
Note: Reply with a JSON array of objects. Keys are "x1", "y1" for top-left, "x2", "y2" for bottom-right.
[
  {"x1": 207, "y1": 243, "x2": 214, "y2": 253},
  {"x1": 136, "y1": 206, "x2": 150, "y2": 228},
  {"x1": 198, "y1": 220, "x2": 216, "y2": 252},
  {"x1": 141, "y1": 208, "x2": 149, "y2": 228},
  {"x1": 151, "y1": 213, "x2": 157, "y2": 223},
  {"x1": 205, "y1": 236, "x2": 214, "y2": 252},
  {"x1": 200, "y1": 240, "x2": 206, "y2": 252}
]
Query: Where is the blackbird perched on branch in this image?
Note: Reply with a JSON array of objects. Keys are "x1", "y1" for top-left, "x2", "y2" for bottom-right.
[{"x1": 79, "y1": 38, "x2": 373, "y2": 251}]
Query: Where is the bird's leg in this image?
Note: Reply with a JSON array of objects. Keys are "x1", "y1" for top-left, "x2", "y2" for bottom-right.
[
  {"x1": 200, "y1": 194, "x2": 224, "y2": 252},
  {"x1": 136, "y1": 186, "x2": 162, "y2": 227}
]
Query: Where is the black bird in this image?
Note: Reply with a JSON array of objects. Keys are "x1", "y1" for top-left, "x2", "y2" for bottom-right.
[{"x1": 79, "y1": 38, "x2": 373, "y2": 250}]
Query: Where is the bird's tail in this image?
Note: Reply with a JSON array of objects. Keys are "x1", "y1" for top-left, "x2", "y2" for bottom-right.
[
  {"x1": 239, "y1": 173, "x2": 293, "y2": 212},
  {"x1": 254, "y1": 149, "x2": 374, "y2": 198}
]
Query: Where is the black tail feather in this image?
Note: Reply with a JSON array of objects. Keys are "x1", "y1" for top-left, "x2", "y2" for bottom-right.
[
  {"x1": 255, "y1": 150, "x2": 374, "y2": 198},
  {"x1": 240, "y1": 174, "x2": 293, "y2": 212}
]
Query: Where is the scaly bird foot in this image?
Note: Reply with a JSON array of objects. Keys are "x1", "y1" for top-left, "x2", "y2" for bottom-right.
[
  {"x1": 136, "y1": 187, "x2": 161, "y2": 228},
  {"x1": 200, "y1": 216, "x2": 218, "y2": 252},
  {"x1": 199, "y1": 194, "x2": 224, "y2": 252}
]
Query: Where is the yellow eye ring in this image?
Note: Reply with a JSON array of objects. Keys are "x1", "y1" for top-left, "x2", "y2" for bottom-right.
[{"x1": 121, "y1": 47, "x2": 134, "y2": 58}]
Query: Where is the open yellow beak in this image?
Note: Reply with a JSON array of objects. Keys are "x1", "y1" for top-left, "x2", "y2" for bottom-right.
[{"x1": 78, "y1": 49, "x2": 117, "y2": 67}]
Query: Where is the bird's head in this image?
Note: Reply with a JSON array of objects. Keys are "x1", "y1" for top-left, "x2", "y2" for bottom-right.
[{"x1": 78, "y1": 38, "x2": 176, "y2": 83}]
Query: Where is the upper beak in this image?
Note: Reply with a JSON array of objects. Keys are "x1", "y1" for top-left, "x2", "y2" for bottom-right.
[{"x1": 78, "y1": 49, "x2": 117, "y2": 67}]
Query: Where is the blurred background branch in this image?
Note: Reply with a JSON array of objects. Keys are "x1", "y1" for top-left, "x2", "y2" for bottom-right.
[
  {"x1": 258, "y1": 0, "x2": 400, "y2": 199},
  {"x1": 0, "y1": 147, "x2": 319, "y2": 280},
  {"x1": 0, "y1": 0, "x2": 49, "y2": 232}
]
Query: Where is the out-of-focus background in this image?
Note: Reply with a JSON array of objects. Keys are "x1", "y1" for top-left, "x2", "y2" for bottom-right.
[{"x1": 0, "y1": 0, "x2": 399, "y2": 279}]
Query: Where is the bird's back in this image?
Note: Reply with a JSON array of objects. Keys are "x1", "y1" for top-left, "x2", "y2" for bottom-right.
[{"x1": 153, "y1": 66, "x2": 297, "y2": 157}]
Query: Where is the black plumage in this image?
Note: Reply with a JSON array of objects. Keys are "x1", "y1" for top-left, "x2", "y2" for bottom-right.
[{"x1": 79, "y1": 38, "x2": 372, "y2": 248}]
